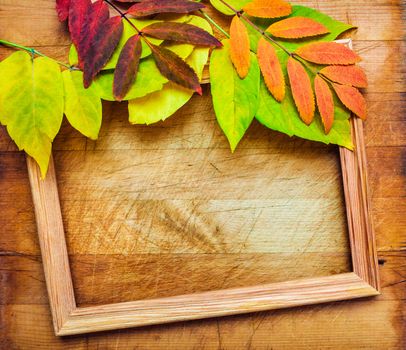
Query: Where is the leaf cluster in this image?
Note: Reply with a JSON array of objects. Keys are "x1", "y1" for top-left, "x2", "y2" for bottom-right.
[{"x1": 0, "y1": 0, "x2": 369, "y2": 176}]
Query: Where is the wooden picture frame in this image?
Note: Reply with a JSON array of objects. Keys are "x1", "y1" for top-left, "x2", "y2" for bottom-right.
[{"x1": 26, "y1": 40, "x2": 380, "y2": 336}]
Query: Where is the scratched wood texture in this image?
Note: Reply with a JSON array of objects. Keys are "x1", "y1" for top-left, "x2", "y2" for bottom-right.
[{"x1": 0, "y1": 0, "x2": 405, "y2": 349}]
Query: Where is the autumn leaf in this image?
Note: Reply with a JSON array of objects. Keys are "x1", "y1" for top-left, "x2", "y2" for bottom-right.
[
  {"x1": 149, "y1": 44, "x2": 202, "y2": 94},
  {"x1": 210, "y1": 0, "x2": 251, "y2": 15},
  {"x1": 332, "y1": 83, "x2": 367, "y2": 119},
  {"x1": 295, "y1": 42, "x2": 361, "y2": 65},
  {"x1": 230, "y1": 15, "x2": 251, "y2": 79},
  {"x1": 210, "y1": 40, "x2": 260, "y2": 151},
  {"x1": 128, "y1": 43, "x2": 210, "y2": 125},
  {"x1": 62, "y1": 70, "x2": 102, "y2": 140},
  {"x1": 113, "y1": 35, "x2": 142, "y2": 101},
  {"x1": 320, "y1": 65, "x2": 368, "y2": 88},
  {"x1": 68, "y1": 0, "x2": 91, "y2": 52},
  {"x1": 94, "y1": 58, "x2": 168, "y2": 101},
  {"x1": 56, "y1": 0, "x2": 70, "y2": 21},
  {"x1": 267, "y1": 17, "x2": 329, "y2": 39},
  {"x1": 77, "y1": 0, "x2": 109, "y2": 69},
  {"x1": 0, "y1": 52, "x2": 64, "y2": 177},
  {"x1": 142, "y1": 22, "x2": 222, "y2": 47},
  {"x1": 243, "y1": 0, "x2": 292, "y2": 19},
  {"x1": 83, "y1": 16, "x2": 123, "y2": 88},
  {"x1": 256, "y1": 79, "x2": 353, "y2": 149},
  {"x1": 126, "y1": 0, "x2": 205, "y2": 17},
  {"x1": 314, "y1": 75, "x2": 334, "y2": 134},
  {"x1": 287, "y1": 57, "x2": 315, "y2": 125},
  {"x1": 257, "y1": 37, "x2": 285, "y2": 101}
]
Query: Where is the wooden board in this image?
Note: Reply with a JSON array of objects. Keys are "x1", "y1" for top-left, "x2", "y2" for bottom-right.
[{"x1": 0, "y1": 0, "x2": 405, "y2": 348}]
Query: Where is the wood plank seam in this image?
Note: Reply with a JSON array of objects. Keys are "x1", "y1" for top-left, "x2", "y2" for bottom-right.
[{"x1": 25, "y1": 39, "x2": 380, "y2": 336}]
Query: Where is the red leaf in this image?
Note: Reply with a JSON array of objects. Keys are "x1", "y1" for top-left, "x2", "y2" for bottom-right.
[
  {"x1": 295, "y1": 42, "x2": 361, "y2": 65},
  {"x1": 267, "y1": 17, "x2": 329, "y2": 39},
  {"x1": 83, "y1": 16, "x2": 124, "y2": 88},
  {"x1": 257, "y1": 37, "x2": 285, "y2": 102},
  {"x1": 113, "y1": 35, "x2": 142, "y2": 101},
  {"x1": 149, "y1": 44, "x2": 202, "y2": 95},
  {"x1": 230, "y1": 15, "x2": 251, "y2": 79},
  {"x1": 243, "y1": 0, "x2": 292, "y2": 19},
  {"x1": 68, "y1": 0, "x2": 92, "y2": 49},
  {"x1": 287, "y1": 57, "x2": 315, "y2": 125},
  {"x1": 320, "y1": 65, "x2": 368, "y2": 88},
  {"x1": 56, "y1": 0, "x2": 70, "y2": 21},
  {"x1": 126, "y1": 0, "x2": 205, "y2": 17},
  {"x1": 332, "y1": 83, "x2": 367, "y2": 119},
  {"x1": 77, "y1": 0, "x2": 110, "y2": 68},
  {"x1": 142, "y1": 22, "x2": 222, "y2": 47},
  {"x1": 314, "y1": 75, "x2": 334, "y2": 134}
]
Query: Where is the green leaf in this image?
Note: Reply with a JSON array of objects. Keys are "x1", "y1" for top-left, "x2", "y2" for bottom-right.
[
  {"x1": 246, "y1": 5, "x2": 355, "y2": 53},
  {"x1": 256, "y1": 79, "x2": 353, "y2": 149},
  {"x1": 128, "y1": 43, "x2": 210, "y2": 125},
  {"x1": 62, "y1": 70, "x2": 102, "y2": 140},
  {"x1": 210, "y1": 40, "x2": 260, "y2": 151},
  {"x1": 0, "y1": 52, "x2": 64, "y2": 177},
  {"x1": 210, "y1": 0, "x2": 251, "y2": 15}
]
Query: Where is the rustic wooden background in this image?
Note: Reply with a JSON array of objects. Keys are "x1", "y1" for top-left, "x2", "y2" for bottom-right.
[{"x1": 0, "y1": 0, "x2": 405, "y2": 348}]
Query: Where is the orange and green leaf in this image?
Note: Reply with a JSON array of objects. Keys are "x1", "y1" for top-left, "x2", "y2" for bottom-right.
[
  {"x1": 287, "y1": 57, "x2": 315, "y2": 125},
  {"x1": 229, "y1": 15, "x2": 251, "y2": 78},
  {"x1": 295, "y1": 42, "x2": 361, "y2": 65},
  {"x1": 314, "y1": 75, "x2": 334, "y2": 134},
  {"x1": 332, "y1": 83, "x2": 367, "y2": 120},
  {"x1": 320, "y1": 65, "x2": 368, "y2": 88},
  {"x1": 257, "y1": 37, "x2": 285, "y2": 101},
  {"x1": 267, "y1": 16, "x2": 329, "y2": 39},
  {"x1": 243, "y1": 0, "x2": 292, "y2": 19}
]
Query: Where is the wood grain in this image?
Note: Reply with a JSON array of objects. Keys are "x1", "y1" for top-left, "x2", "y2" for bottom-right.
[{"x1": 0, "y1": 0, "x2": 405, "y2": 348}]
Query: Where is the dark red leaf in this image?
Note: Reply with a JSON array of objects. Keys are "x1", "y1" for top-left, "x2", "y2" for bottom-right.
[
  {"x1": 77, "y1": 0, "x2": 110, "y2": 69},
  {"x1": 142, "y1": 22, "x2": 222, "y2": 47},
  {"x1": 68, "y1": 0, "x2": 92, "y2": 49},
  {"x1": 56, "y1": 0, "x2": 70, "y2": 21},
  {"x1": 149, "y1": 44, "x2": 202, "y2": 94},
  {"x1": 126, "y1": 0, "x2": 205, "y2": 17},
  {"x1": 113, "y1": 35, "x2": 142, "y2": 101},
  {"x1": 83, "y1": 16, "x2": 124, "y2": 88}
]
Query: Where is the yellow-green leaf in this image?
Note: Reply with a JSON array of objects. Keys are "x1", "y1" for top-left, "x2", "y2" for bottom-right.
[
  {"x1": 210, "y1": 40, "x2": 260, "y2": 151},
  {"x1": 62, "y1": 70, "x2": 102, "y2": 140},
  {"x1": 0, "y1": 52, "x2": 64, "y2": 177}
]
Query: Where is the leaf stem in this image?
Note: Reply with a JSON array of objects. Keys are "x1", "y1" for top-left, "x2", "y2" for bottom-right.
[
  {"x1": 199, "y1": 10, "x2": 230, "y2": 38},
  {"x1": 0, "y1": 39, "x2": 75, "y2": 69},
  {"x1": 217, "y1": 0, "x2": 292, "y2": 56},
  {"x1": 103, "y1": 0, "x2": 142, "y2": 34}
]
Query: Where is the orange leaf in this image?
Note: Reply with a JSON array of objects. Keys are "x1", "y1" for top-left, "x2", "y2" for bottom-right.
[
  {"x1": 243, "y1": 0, "x2": 292, "y2": 19},
  {"x1": 257, "y1": 37, "x2": 285, "y2": 101},
  {"x1": 314, "y1": 75, "x2": 334, "y2": 134},
  {"x1": 267, "y1": 17, "x2": 329, "y2": 39},
  {"x1": 332, "y1": 83, "x2": 367, "y2": 119},
  {"x1": 229, "y1": 15, "x2": 251, "y2": 78},
  {"x1": 320, "y1": 65, "x2": 368, "y2": 88},
  {"x1": 287, "y1": 57, "x2": 315, "y2": 125},
  {"x1": 295, "y1": 42, "x2": 361, "y2": 65}
]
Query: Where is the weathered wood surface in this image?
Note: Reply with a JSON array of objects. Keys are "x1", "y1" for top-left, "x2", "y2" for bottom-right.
[{"x1": 0, "y1": 0, "x2": 405, "y2": 348}]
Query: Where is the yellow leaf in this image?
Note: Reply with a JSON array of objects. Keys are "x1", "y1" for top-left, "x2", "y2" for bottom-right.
[
  {"x1": 0, "y1": 52, "x2": 64, "y2": 177},
  {"x1": 62, "y1": 70, "x2": 102, "y2": 140}
]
